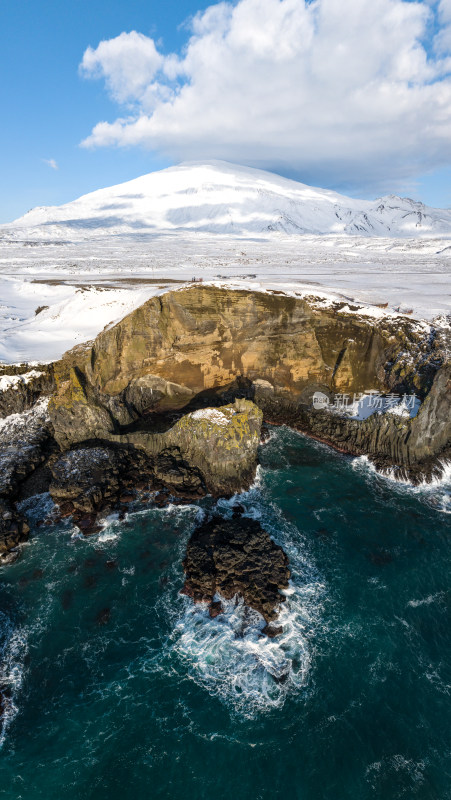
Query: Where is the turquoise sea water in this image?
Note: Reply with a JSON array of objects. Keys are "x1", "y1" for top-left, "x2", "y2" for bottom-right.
[{"x1": 0, "y1": 427, "x2": 450, "y2": 800}]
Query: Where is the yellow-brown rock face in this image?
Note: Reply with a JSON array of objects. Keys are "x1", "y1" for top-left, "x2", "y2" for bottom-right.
[
  {"x1": 54, "y1": 287, "x2": 402, "y2": 405},
  {"x1": 49, "y1": 285, "x2": 450, "y2": 482}
]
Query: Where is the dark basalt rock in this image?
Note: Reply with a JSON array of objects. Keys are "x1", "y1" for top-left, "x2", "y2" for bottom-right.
[
  {"x1": 0, "y1": 364, "x2": 54, "y2": 420},
  {"x1": 258, "y1": 364, "x2": 451, "y2": 484},
  {"x1": 47, "y1": 398, "x2": 261, "y2": 533},
  {"x1": 0, "y1": 502, "x2": 29, "y2": 563},
  {"x1": 95, "y1": 607, "x2": 111, "y2": 626},
  {"x1": 262, "y1": 623, "x2": 283, "y2": 639},
  {"x1": 182, "y1": 514, "x2": 290, "y2": 625},
  {"x1": 209, "y1": 599, "x2": 224, "y2": 618},
  {"x1": 0, "y1": 399, "x2": 57, "y2": 562},
  {"x1": 1, "y1": 287, "x2": 449, "y2": 560},
  {"x1": 48, "y1": 285, "x2": 450, "y2": 483},
  {"x1": 49, "y1": 443, "x2": 206, "y2": 533}
]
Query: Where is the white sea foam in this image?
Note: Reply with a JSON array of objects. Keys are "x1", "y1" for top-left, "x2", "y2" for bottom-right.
[
  {"x1": 171, "y1": 589, "x2": 313, "y2": 718},
  {"x1": 0, "y1": 612, "x2": 28, "y2": 749},
  {"x1": 97, "y1": 527, "x2": 121, "y2": 543},
  {"x1": 352, "y1": 455, "x2": 451, "y2": 514},
  {"x1": 406, "y1": 592, "x2": 444, "y2": 608},
  {"x1": 165, "y1": 487, "x2": 325, "y2": 718},
  {"x1": 365, "y1": 754, "x2": 427, "y2": 790}
]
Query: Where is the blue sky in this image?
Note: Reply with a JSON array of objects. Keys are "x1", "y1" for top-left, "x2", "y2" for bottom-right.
[
  {"x1": 1, "y1": 0, "x2": 451, "y2": 223},
  {"x1": 0, "y1": 0, "x2": 210, "y2": 222}
]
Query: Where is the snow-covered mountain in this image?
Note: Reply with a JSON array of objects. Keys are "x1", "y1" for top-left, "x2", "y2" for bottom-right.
[{"x1": 3, "y1": 160, "x2": 451, "y2": 240}]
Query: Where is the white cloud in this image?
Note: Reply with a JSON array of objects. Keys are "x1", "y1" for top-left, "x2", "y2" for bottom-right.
[
  {"x1": 80, "y1": 31, "x2": 164, "y2": 106},
  {"x1": 434, "y1": 0, "x2": 451, "y2": 52},
  {"x1": 79, "y1": 0, "x2": 451, "y2": 193},
  {"x1": 42, "y1": 158, "x2": 58, "y2": 170}
]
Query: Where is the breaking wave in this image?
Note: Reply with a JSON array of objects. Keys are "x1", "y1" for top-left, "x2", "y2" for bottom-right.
[
  {"x1": 352, "y1": 455, "x2": 451, "y2": 514},
  {"x1": 164, "y1": 488, "x2": 326, "y2": 719},
  {"x1": 0, "y1": 612, "x2": 27, "y2": 749}
]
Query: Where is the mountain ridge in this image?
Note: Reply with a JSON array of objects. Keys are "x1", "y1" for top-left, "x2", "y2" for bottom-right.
[{"x1": 2, "y1": 160, "x2": 451, "y2": 240}]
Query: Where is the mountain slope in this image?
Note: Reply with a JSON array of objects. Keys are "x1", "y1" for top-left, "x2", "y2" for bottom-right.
[{"x1": 2, "y1": 160, "x2": 451, "y2": 240}]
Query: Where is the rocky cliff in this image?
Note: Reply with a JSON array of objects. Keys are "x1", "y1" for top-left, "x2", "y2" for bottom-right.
[
  {"x1": 49, "y1": 398, "x2": 262, "y2": 534},
  {"x1": 49, "y1": 285, "x2": 450, "y2": 482},
  {"x1": 0, "y1": 285, "x2": 449, "y2": 560},
  {"x1": 0, "y1": 365, "x2": 54, "y2": 419}
]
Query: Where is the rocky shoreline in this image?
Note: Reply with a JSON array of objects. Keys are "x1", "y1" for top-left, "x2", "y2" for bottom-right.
[
  {"x1": 0, "y1": 286, "x2": 449, "y2": 630},
  {"x1": 48, "y1": 285, "x2": 450, "y2": 482},
  {"x1": 182, "y1": 508, "x2": 290, "y2": 636}
]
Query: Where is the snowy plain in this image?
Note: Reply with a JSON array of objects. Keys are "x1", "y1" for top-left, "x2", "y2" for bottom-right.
[
  {"x1": 0, "y1": 233, "x2": 450, "y2": 364},
  {"x1": 0, "y1": 162, "x2": 450, "y2": 364}
]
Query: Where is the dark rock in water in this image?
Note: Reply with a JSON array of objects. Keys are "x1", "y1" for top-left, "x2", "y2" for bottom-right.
[
  {"x1": 95, "y1": 607, "x2": 111, "y2": 626},
  {"x1": 154, "y1": 489, "x2": 171, "y2": 508},
  {"x1": 262, "y1": 623, "x2": 283, "y2": 638},
  {"x1": 50, "y1": 446, "x2": 130, "y2": 519},
  {"x1": 260, "y1": 423, "x2": 271, "y2": 444},
  {"x1": 209, "y1": 599, "x2": 224, "y2": 618},
  {"x1": 182, "y1": 514, "x2": 290, "y2": 624},
  {"x1": 0, "y1": 502, "x2": 30, "y2": 565},
  {"x1": 0, "y1": 548, "x2": 20, "y2": 565},
  {"x1": 232, "y1": 503, "x2": 245, "y2": 517},
  {"x1": 119, "y1": 493, "x2": 134, "y2": 504},
  {"x1": 77, "y1": 514, "x2": 103, "y2": 536},
  {"x1": 49, "y1": 443, "x2": 206, "y2": 533}
]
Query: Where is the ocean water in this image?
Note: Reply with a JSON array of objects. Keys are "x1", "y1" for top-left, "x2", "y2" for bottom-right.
[{"x1": 0, "y1": 427, "x2": 450, "y2": 800}]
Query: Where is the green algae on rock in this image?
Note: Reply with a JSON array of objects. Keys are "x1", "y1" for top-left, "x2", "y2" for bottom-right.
[
  {"x1": 1, "y1": 285, "x2": 450, "y2": 556},
  {"x1": 49, "y1": 398, "x2": 263, "y2": 521},
  {"x1": 49, "y1": 285, "x2": 450, "y2": 483}
]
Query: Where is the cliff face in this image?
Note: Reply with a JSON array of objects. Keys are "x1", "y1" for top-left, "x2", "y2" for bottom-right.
[
  {"x1": 0, "y1": 365, "x2": 54, "y2": 419},
  {"x1": 53, "y1": 287, "x2": 435, "y2": 405},
  {"x1": 0, "y1": 365, "x2": 56, "y2": 561},
  {"x1": 49, "y1": 286, "x2": 450, "y2": 481},
  {"x1": 0, "y1": 399, "x2": 55, "y2": 562},
  {"x1": 0, "y1": 285, "x2": 449, "y2": 559}
]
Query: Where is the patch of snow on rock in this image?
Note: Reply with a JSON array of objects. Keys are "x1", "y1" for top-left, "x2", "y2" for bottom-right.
[
  {"x1": 0, "y1": 370, "x2": 43, "y2": 392},
  {"x1": 191, "y1": 408, "x2": 231, "y2": 426}
]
